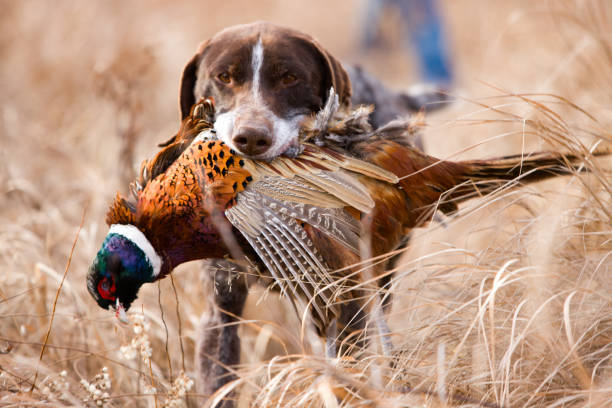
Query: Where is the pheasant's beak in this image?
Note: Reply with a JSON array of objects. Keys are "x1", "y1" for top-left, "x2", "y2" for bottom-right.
[{"x1": 114, "y1": 298, "x2": 129, "y2": 324}]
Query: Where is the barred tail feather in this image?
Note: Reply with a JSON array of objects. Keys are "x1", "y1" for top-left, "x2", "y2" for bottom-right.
[{"x1": 449, "y1": 152, "x2": 588, "y2": 206}]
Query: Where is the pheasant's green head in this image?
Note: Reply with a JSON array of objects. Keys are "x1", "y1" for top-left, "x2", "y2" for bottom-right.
[{"x1": 87, "y1": 224, "x2": 162, "y2": 318}]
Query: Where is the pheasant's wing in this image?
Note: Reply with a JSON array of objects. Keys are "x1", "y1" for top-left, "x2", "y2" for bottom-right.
[
  {"x1": 226, "y1": 189, "x2": 343, "y2": 331},
  {"x1": 182, "y1": 138, "x2": 399, "y2": 330},
  {"x1": 250, "y1": 171, "x2": 374, "y2": 213}
]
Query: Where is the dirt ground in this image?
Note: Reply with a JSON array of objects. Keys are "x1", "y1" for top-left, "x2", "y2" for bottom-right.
[{"x1": 1, "y1": 1, "x2": 611, "y2": 407}]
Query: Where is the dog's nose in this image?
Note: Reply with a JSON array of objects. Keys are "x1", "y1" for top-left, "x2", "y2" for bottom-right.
[{"x1": 232, "y1": 127, "x2": 272, "y2": 156}]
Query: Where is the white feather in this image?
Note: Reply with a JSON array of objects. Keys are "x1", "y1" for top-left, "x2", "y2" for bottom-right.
[{"x1": 108, "y1": 224, "x2": 162, "y2": 277}]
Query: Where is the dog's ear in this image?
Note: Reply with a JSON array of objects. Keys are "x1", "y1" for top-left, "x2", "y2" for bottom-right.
[
  {"x1": 179, "y1": 40, "x2": 210, "y2": 120},
  {"x1": 322, "y1": 49, "x2": 351, "y2": 107},
  {"x1": 294, "y1": 33, "x2": 351, "y2": 108}
]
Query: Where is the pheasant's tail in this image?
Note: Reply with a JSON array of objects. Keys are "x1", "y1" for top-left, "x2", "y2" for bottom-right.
[{"x1": 448, "y1": 150, "x2": 605, "y2": 205}]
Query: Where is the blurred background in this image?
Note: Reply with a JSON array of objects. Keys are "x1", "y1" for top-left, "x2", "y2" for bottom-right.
[{"x1": 1, "y1": 1, "x2": 611, "y2": 406}]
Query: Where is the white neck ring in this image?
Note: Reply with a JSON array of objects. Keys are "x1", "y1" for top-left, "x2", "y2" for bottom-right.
[{"x1": 109, "y1": 224, "x2": 162, "y2": 277}]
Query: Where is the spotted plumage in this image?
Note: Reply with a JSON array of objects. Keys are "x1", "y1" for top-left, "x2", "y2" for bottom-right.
[{"x1": 88, "y1": 96, "x2": 601, "y2": 334}]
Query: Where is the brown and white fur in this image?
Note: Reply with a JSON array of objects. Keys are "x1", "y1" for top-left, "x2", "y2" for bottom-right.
[
  {"x1": 179, "y1": 22, "x2": 351, "y2": 160},
  {"x1": 179, "y1": 22, "x2": 447, "y2": 160},
  {"x1": 178, "y1": 22, "x2": 449, "y2": 404}
]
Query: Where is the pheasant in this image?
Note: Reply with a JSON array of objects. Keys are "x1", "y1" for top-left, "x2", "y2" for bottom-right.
[
  {"x1": 87, "y1": 96, "x2": 600, "y2": 392},
  {"x1": 88, "y1": 99, "x2": 403, "y2": 328}
]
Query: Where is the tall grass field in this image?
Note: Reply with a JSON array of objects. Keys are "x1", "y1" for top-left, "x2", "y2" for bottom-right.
[{"x1": 1, "y1": 1, "x2": 610, "y2": 407}]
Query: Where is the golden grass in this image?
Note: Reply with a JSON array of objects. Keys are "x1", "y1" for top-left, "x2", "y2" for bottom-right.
[{"x1": 1, "y1": 1, "x2": 611, "y2": 407}]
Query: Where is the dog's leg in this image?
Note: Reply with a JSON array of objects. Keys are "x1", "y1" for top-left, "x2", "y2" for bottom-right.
[
  {"x1": 336, "y1": 295, "x2": 395, "y2": 363},
  {"x1": 196, "y1": 259, "x2": 248, "y2": 408},
  {"x1": 336, "y1": 297, "x2": 368, "y2": 356},
  {"x1": 372, "y1": 303, "x2": 394, "y2": 357},
  {"x1": 337, "y1": 268, "x2": 396, "y2": 359},
  {"x1": 325, "y1": 318, "x2": 338, "y2": 358}
]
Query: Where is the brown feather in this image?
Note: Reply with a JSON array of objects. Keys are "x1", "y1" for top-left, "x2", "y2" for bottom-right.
[
  {"x1": 101, "y1": 98, "x2": 606, "y2": 333},
  {"x1": 106, "y1": 193, "x2": 135, "y2": 225}
]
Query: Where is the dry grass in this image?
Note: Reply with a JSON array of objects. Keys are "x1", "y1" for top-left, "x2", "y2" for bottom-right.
[{"x1": 1, "y1": 1, "x2": 611, "y2": 407}]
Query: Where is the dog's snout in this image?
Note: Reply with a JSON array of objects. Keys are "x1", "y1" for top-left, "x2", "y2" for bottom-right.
[{"x1": 232, "y1": 127, "x2": 272, "y2": 156}]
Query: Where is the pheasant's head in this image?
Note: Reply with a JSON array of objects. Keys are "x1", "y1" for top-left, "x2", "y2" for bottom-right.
[{"x1": 87, "y1": 224, "x2": 162, "y2": 318}]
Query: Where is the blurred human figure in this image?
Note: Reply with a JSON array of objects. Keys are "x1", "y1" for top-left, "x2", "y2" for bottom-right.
[{"x1": 361, "y1": 0, "x2": 453, "y2": 87}]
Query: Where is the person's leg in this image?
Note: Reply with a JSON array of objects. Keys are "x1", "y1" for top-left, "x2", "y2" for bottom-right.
[{"x1": 400, "y1": 0, "x2": 453, "y2": 85}]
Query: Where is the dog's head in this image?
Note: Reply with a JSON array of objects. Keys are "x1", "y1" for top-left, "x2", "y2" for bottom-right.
[{"x1": 179, "y1": 22, "x2": 351, "y2": 159}]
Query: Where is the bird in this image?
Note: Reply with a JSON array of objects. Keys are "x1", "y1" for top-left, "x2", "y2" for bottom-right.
[{"x1": 87, "y1": 95, "x2": 600, "y2": 350}]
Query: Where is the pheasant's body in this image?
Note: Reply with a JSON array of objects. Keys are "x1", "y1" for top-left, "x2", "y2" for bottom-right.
[
  {"x1": 109, "y1": 126, "x2": 404, "y2": 327},
  {"x1": 111, "y1": 139, "x2": 252, "y2": 272},
  {"x1": 88, "y1": 98, "x2": 595, "y2": 334}
]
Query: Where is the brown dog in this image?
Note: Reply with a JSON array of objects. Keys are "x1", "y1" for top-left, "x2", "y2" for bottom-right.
[
  {"x1": 179, "y1": 22, "x2": 445, "y2": 160},
  {"x1": 179, "y1": 22, "x2": 350, "y2": 159},
  {"x1": 176, "y1": 23, "x2": 450, "y2": 402}
]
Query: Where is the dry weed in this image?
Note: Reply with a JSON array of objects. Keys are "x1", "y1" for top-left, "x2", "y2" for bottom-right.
[{"x1": 1, "y1": 1, "x2": 611, "y2": 407}]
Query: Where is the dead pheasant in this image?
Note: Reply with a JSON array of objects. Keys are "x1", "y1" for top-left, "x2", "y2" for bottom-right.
[{"x1": 88, "y1": 98, "x2": 598, "y2": 338}]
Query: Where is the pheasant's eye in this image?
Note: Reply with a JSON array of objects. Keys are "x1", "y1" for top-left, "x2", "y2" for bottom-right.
[
  {"x1": 217, "y1": 72, "x2": 231, "y2": 84},
  {"x1": 101, "y1": 279, "x2": 110, "y2": 291},
  {"x1": 98, "y1": 277, "x2": 116, "y2": 300},
  {"x1": 281, "y1": 73, "x2": 298, "y2": 86}
]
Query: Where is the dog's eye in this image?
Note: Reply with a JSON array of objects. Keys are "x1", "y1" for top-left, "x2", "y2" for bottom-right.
[
  {"x1": 281, "y1": 73, "x2": 298, "y2": 86},
  {"x1": 217, "y1": 72, "x2": 231, "y2": 84}
]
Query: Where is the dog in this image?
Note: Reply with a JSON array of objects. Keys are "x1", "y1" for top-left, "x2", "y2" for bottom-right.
[
  {"x1": 178, "y1": 21, "x2": 447, "y2": 160},
  {"x1": 177, "y1": 22, "x2": 450, "y2": 402}
]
